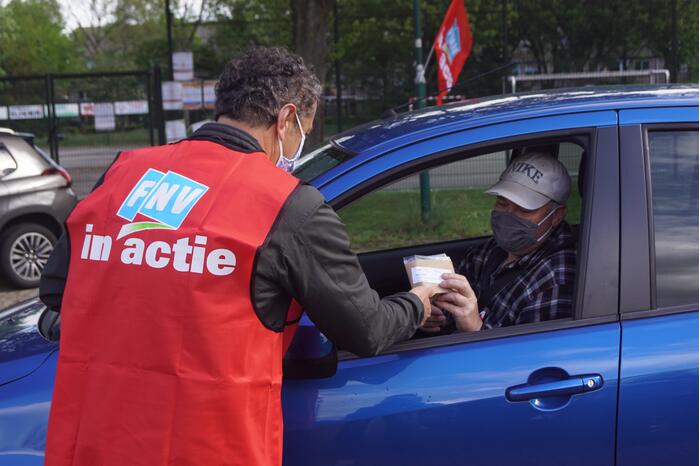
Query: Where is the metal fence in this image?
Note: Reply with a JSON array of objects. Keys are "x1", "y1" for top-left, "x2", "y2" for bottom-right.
[{"x1": 0, "y1": 69, "x2": 166, "y2": 197}]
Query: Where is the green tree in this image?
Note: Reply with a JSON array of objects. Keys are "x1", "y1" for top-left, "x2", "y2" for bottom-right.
[{"x1": 0, "y1": 0, "x2": 80, "y2": 75}]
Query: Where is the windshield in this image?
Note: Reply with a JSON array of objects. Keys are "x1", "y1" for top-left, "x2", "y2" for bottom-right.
[{"x1": 293, "y1": 143, "x2": 355, "y2": 182}]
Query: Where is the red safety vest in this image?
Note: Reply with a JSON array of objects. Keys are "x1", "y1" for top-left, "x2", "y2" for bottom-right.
[{"x1": 45, "y1": 140, "x2": 302, "y2": 466}]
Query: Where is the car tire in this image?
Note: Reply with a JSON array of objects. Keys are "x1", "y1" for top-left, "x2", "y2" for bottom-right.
[{"x1": 0, "y1": 223, "x2": 57, "y2": 289}]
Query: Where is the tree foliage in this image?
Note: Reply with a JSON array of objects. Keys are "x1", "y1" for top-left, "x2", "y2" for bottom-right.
[{"x1": 0, "y1": 0, "x2": 80, "y2": 75}]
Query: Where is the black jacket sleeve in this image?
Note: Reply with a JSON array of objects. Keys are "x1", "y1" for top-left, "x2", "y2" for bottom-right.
[
  {"x1": 253, "y1": 184, "x2": 425, "y2": 357},
  {"x1": 39, "y1": 231, "x2": 69, "y2": 313}
]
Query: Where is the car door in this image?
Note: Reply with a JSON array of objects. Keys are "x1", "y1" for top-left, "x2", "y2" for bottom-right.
[
  {"x1": 617, "y1": 106, "x2": 699, "y2": 466},
  {"x1": 282, "y1": 111, "x2": 622, "y2": 466}
]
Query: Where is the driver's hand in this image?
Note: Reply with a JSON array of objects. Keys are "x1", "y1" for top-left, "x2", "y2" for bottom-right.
[
  {"x1": 420, "y1": 304, "x2": 448, "y2": 333},
  {"x1": 435, "y1": 273, "x2": 483, "y2": 332}
]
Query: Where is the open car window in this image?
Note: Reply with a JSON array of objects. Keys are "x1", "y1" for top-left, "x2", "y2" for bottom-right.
[{"x1": 339, "y1": 141, "x2": 584, "y2": 254}]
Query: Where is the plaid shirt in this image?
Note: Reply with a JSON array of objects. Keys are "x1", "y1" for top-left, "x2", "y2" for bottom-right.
[{"x1": 457, "y1": 222, "x2": 576, "y2": 329}]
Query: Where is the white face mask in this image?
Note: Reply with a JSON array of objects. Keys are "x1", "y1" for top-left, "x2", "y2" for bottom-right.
[{"x1": 276, "y1": 112, "x2": 305, "y2": 173}]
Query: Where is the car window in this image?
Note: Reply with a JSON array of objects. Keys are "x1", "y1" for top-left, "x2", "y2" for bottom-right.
[
  {"x1": 339, "y1": 142, "x2": 584, "y2": 253},
  {"x1": 293, "y1": 144, "x2": 355, "y2": 182},
  {"x1": 0, "y1": 146, "x2": 17, "y2": 176},
  {"x1": 648, "y1": 130, "x2": 699, "y2": 307}
]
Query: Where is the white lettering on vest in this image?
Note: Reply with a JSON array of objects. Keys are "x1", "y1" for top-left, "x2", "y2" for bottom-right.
[
  {"x1": 80, "y1": 224, "x2": 94, "y2": 259},
  {"x1": 145, "y1": 241, "x2": 171, "y2": 268},
  {"x1": 172, "y1": 237, "x2": 193, "y2": 272},
  {"x1": 78, "y1": 226, "x2": 236, "y2": 276},
  {"x1": 144, "y1": 183, "x2": 180, "y2": 211},
  {"x1": 190, "y1": 235, "x2": 207, "y2": 274},
  {"x1": 121, "y1": 238, "x2": 145, "y2": 265},
  {"x1": 172, "y1": 187, "x2": 205, "y2": 214},
  {"x1": 87, "y1": 227, "x2": 112, "y2": 261},
  {"x1": 206, "y1": 249, "x2": 236, "y2": 276},
  {"x1": 126, "y1": 180, "x2": 157, "y2": 207}
]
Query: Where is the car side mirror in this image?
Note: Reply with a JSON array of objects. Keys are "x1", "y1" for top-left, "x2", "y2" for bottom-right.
[
  {"x1": 283, "y1": 314, "x2": 337, "y2": 379},
  {"x1": 38, "y1": 307, "x2": 61, "y2": 342}
]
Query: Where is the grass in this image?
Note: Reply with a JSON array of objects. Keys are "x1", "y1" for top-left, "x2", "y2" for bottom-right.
[{"x1": 339, "y1": 187, "x2": 582, "y2": 252}]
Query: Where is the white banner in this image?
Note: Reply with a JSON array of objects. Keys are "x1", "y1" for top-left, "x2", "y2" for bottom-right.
[
  {"x1": 173, "y1": 52, "x2": 194, "y2": 81},
  {"x1": 80, "y1": 102, "x2": 95, "y2": 116},
  {"x1": 94, "y1": 103, "x2": 116, "y2": 131},
  {"x1": 182, "y1": 82, "x2": 203, "y2": 109},
  {"x1": 162, "y1": 81, "x2": 183, "y2": 110},
  {"x1": 9, "y1": 105, "x2": 44, "y2": 120},
  {"x1": 115, "y1": 100, "x2": 149, "y2": 115},
  {"x1": 54, "y1": 103, "x2": 80, "y2": 118},
  {"x1": 165, "y1": 119, "x2": 187, "y2": 142},
  {"x1": 0, "y1": 106, "x2": 7, "y2": 120},
  {"x1": 203, "y1": 81, "x2": 216, "y2": 108}
]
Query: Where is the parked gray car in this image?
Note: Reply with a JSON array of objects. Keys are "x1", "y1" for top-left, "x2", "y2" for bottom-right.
[{"x1": 0, "y1": 128, "x2": 77, "y2": 288}]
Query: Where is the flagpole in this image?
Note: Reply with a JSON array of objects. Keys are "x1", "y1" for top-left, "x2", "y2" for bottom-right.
[
  {"x1": 423, "y1": 45, "x2": 435, "y2": 79},
  {"x1": 413, "y1": 0, "x2": 431, "y2": 222}
]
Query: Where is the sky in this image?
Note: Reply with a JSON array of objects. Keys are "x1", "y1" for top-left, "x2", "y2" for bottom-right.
[{"x1": 53, "y1": 0, "x2": 206, "y2": 32}]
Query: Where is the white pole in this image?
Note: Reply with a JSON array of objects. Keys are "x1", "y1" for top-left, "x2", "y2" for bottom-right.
[{"x1": 422, "y1": 45, "x2": 435, "y2": 81}]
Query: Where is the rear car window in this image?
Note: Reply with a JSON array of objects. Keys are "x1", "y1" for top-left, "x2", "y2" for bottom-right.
[
  {"x1": 0, "y1": 146, "x2": 17, "y2": 176},
  {"x1": 648, "y1": 130, "x2": 699, "y2": 307}
]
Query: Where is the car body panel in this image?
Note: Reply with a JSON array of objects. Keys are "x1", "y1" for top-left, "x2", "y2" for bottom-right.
[
  {"x1": 0, "y1": 350, "x2": 56, "y2": 466},
  {"x1": 616, "y1": 312, "x2": 699, "y2": 466},
  {"x1": 0, "y1": 300, "x2": 57, "y2": 386},
  {"x1": 283, "y1": 323, "x2": 620, "y2": 466},
  {"x1": 618, "y1": 106, "x2": 699, "y2": 125}
]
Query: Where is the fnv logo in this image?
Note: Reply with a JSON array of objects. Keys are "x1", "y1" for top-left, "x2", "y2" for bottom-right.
[
  {"x1": 443, "y1": 19, "x2": 461, "y2": 63},
  {"x1": 116, "y1": 169, "x2": 208, "y2": 239}
]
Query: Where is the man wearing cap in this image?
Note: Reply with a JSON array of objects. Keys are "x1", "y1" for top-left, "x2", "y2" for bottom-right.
[{"x1": 422, "y1": 152, "x2": 576, "y2": 333}]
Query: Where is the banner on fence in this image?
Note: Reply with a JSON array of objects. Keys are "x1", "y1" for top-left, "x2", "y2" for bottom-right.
[
  {"x1": 115, "y1": 100, "x2": 149, "y2": 115},
  {"x1": 9, "y1": 105, "x2": 44, "y2": 120},
  {"x1": 183, "y1": 82, "x2": 203, "y2": 109},
  {"x1": 80, "y1": 102, "x2": 95, "y2": 116},
  {"x1": 162, "y1": 81, "x2": 184, "y2": 110},
  {"x1": 55, "y1": 103, "x2": 80, "y2": 118},
  {"x1": 0, "y1": 107, "x2": 7, "y2": 120},
  {"x1": 203, "y1": 81, "x2": 216, "y2": 108},
  {"x1": 95, "y1": 103, "x2": 116, "y2": 131},
  {"x1": 173, "y1": 52, "x2": 194, "y2": 81},
  {"x1": 165, "y1": 119, "x2": 187, "y2": 142}
]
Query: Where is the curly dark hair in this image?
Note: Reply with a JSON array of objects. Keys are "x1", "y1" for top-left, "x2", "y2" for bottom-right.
[{"x1": 214, "y1": 47, "x2": 322, "y2": 126}]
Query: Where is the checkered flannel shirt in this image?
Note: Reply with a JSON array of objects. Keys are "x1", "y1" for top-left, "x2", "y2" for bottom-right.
[{"x1": 457, "y1": 222, "x2": 577, "y2": 329}]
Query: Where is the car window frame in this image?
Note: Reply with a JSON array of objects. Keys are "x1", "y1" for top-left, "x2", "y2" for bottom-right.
[
  {"x1": 620, "y1": 120, "x2": 699, "y2": 320},
  {"x1": 323, "y1": 124, "x2": 620, "y2": 358}
]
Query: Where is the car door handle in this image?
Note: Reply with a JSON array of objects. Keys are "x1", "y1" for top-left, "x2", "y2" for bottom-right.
[{"x1": 506, "y1": 374, "x2": 603, "y2": 402}]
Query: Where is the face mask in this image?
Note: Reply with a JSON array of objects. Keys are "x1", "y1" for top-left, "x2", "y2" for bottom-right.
[
  {"x1": 491, "y1": 205, "x2": 561, "y2": 253},
  {"x1": 276, "y1": 112, "x2": 306, "y2": 173}
]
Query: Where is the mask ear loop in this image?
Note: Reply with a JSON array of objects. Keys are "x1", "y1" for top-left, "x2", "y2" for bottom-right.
[{"x1": 535, "y1": 205, "x2": 562, "y2": 242}]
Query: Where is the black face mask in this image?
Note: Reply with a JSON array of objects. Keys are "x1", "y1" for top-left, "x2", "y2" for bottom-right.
[{"x1": 490, "y1": 206, "x2": 561, "y2": 253}]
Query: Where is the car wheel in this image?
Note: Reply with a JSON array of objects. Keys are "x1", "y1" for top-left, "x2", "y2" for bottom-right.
[{"x1": 0, "y1": 223, "x2": 57, "y2": 289}]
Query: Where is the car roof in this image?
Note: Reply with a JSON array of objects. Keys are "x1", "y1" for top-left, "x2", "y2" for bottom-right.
[
  {"x1": 331, "y1": 84, "x2": 698, "y2": 156},
  {"x1": 0, "y1": 127, "x2": 37, "y2": 143}
]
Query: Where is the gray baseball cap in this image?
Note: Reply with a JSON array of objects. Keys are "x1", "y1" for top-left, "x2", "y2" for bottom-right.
[{"x1": 485, "y1": 152, "x2": 571, "y2": 210}]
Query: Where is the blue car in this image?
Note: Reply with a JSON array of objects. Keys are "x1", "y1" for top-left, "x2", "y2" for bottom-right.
[{"x1": 1, "y1": 85, "x2": 698, "y2": 466}]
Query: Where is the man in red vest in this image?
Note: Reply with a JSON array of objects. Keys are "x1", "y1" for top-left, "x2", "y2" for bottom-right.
[{"x1": 39, "y1": 46, "x2": 438, "y2": 466}]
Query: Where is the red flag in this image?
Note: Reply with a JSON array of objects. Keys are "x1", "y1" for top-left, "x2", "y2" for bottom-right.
[{"x1": 434, "y1": 0, "x2": 473, "y2": 102}]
